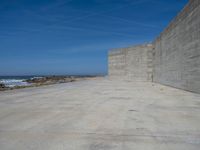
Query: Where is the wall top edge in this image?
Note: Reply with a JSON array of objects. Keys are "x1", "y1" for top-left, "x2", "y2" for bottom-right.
[
  {"x1": 109, "y1": 43, "x2": 153, "y2": 55},
  {"x1": 109, "y1": 0, "x2": 199, "y2": 54},
  {"x1": 153, "y1": 0, "x2": 199, "y2": 42}
]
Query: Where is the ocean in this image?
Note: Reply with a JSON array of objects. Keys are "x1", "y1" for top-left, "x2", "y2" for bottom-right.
[{"x1": 0, "y1": 76, "x2": 42, "y2": 87}]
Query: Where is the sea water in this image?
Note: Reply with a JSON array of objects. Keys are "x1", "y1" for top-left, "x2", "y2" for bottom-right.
[{"x1": 0, "y1": 76, "x2": 41, "y2": 87}]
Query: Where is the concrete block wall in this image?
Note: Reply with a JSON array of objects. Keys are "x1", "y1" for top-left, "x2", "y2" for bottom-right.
[
  {"x1": 109, "y1": 44, "x2": 153, "y2": 81},
  {"x1": 109, "y1": 49, "x2": 126, "y2": 77},
  {"x1": 153, "y1": 0, "x2": 200, "y2": 93},
  {"x1": 108, "y1": 0, "x2": 200, "y2": 93}
]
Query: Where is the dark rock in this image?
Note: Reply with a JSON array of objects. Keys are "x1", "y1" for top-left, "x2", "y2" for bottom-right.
[
  {"x1": 26, "y1": 76, "x2": 75, "y2": 85},
  {"x1": 0, "y1": 83, "x2": 6, "y2": 89}
]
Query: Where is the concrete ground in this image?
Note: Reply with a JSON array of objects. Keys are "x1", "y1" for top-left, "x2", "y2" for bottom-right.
[{"x1": 0, "y1": 78, "x2": 200, "y2": 150}]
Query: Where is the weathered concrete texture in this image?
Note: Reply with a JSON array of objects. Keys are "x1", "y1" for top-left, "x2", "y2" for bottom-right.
[
  {"x1": 108, "y1": 0, "x2": 200, "y2": 93},
  {"x1": 0, "y1": 78, "x2": 200, "y2": 150},
  {"x1": 109, "y1": 49, "x2": 126, "y2": 77},
  {"x1": 153, "y1": 0, "x2": 200, "y2": 93},
  {"x1": 109, "y1": 44, "x2": 153, "y2": 81}
]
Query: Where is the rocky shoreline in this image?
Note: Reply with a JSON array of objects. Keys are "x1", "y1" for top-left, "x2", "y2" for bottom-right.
[
  {"x1": 0, "y1": 83, "x2": 6, "y2": 90},
  {"x1": 0, "y1": 76, "x2": 96, "y2": 91}
]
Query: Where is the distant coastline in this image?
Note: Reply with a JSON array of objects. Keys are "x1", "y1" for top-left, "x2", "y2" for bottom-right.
[{"x1": 0, "y1": 75, "x2": 100, "y2": 91}]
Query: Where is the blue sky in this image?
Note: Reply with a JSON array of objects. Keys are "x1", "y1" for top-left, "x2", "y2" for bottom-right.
[{"x1": 0, "y1": 0, "x2": 188, "y2": 75}]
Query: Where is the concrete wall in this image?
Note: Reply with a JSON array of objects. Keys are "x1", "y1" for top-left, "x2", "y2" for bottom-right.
[
  {"x1": 153, "y1": 0, "x2": 200, "y2": 93},
  {"x1": 109, "y1": 49, "x2": 126, "y2": 77},
  {"x1": 109, "y1": 44, "x2": 153, "y2": 81},
  {"x1": 108, "y1": 0, "x2": 200, "y2": 93}
]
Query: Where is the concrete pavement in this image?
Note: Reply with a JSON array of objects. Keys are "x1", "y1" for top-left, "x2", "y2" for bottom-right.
[{"x1": 0, "y1": 78, "x2": 200, "y2": 150}]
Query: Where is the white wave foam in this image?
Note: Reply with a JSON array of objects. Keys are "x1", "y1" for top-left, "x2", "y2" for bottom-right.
[{"x1": 0, "y1": 79, "x2": 31, "y2": 87}]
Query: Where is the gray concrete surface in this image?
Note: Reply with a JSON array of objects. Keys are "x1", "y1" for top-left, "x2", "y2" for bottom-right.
[
  {"x1": 109, "y1": 48, "x2": 126, "y2": 77},
  {"x1": 108, "y1": 0, "x2": 200, "y2": 94},
  {"x1": 109, "y1": 44, "x2": 153, "y2": 81},
  {"x1": 0, "y1": 78, "x2": 200, "y2": 150},
  {"x1": 153, "y1": 0, "x2": 200, "y2": 94}
]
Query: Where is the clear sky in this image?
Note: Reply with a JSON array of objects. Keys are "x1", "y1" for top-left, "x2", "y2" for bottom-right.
[{"x1": 0, "y1": 0, "x2": 188, "y2": 76}]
